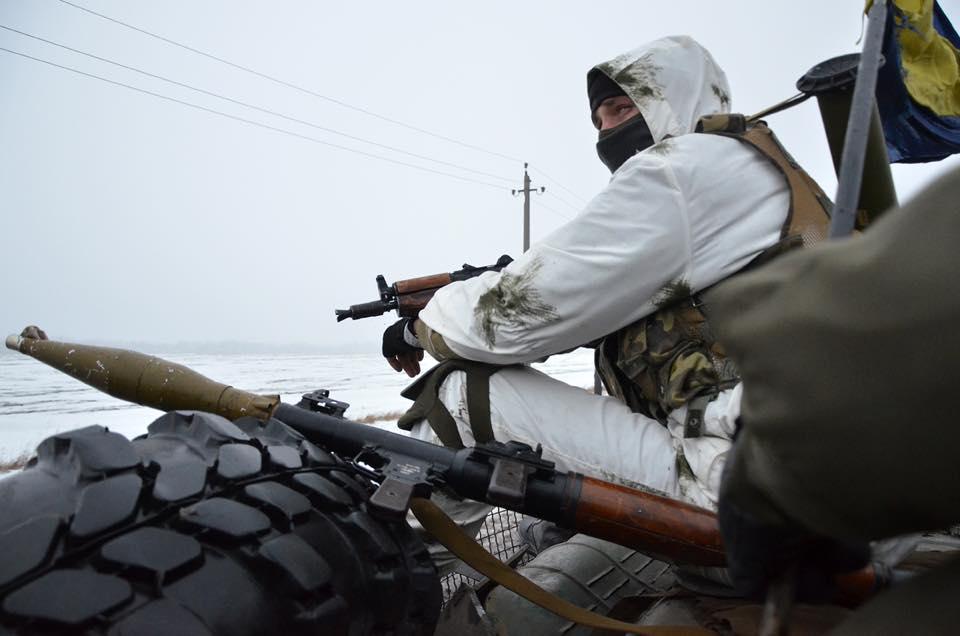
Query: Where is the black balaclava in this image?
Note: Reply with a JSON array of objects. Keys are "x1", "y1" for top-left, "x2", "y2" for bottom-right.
[
  {"x1": 596, "y1": 114, "x2": 655, "y2": 173},
  {"x1": 587, "y1": 68, "x2": 655, "y2": 173}
]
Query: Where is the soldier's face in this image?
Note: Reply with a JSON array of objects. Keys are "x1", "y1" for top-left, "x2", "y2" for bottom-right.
[{"x1": 593, "y1": 96, "x2": 639, "y2": 131}]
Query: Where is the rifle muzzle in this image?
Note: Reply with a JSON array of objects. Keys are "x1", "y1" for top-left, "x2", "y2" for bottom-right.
[{"x1": 335, "y1": 298, "x2": 393, "y2": 321}]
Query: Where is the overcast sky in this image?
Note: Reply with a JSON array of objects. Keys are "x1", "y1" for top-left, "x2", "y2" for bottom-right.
[{"x1": 2, "y1": 0, "x2": 959, "y2": 352}]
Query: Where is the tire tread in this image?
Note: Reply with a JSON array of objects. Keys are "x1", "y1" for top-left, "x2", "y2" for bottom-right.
[{"x1": 0, "y1": 411, "x2": 440, "y2": 634}]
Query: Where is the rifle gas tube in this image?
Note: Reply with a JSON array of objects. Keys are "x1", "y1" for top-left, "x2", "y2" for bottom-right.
[{"x1": 335, "y1": 254, "x2": 513, "y2": 322}]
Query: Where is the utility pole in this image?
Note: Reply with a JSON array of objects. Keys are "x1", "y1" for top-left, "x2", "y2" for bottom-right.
[
  {"x1": 512, "y1": 162, "x2": 544, "y2": 252},
  {"x1": 512, "y1": 164, "x2": 601, "y2": 395}
]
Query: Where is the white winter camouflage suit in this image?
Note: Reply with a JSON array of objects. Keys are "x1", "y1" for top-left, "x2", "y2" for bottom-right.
[{"x1": 408, "y1": 36, "x2": 790, "y2": 547}]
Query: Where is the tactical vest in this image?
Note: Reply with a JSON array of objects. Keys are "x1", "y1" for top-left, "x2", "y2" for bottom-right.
[{"x1": 595, "y1": 116, "x2": 832, "y2": 430}]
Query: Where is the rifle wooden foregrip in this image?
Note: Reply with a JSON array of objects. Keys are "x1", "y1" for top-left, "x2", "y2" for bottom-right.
[
  {"x1": 394, "y1": 273, "x2": 452, "y2": 295},
  {"x1": 397, "y1": 289, "x2": 441, "y2": 317},
  {"x1": 572, "y1": 476, "x2": 726, "y2": 566}
]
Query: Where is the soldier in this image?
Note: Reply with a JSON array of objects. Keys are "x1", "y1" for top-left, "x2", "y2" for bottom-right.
[
  {"x1": 381, "y1": 35, "x2": 829, "y2": 515},
  {"x1": 711, "y1": 166, "x2": 960, "y2": 631}
]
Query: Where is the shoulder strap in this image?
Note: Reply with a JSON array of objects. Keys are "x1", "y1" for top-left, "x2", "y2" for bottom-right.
[
  {"x1": 697, "y1": 115, "x2": 833, "y2": 247},
  {"x1": 740, "y1": 122, "x2": 833, "y2": 245}
]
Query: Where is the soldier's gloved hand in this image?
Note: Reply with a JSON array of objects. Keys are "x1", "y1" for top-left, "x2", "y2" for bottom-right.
[
  {"x1": 382, "y1": 318, "x2": 424, "y2": 378},
  {"x1": 718, "y1": 496, "x2": 870, "y2": 602},
  {"x1": 718, "y1": 428, "x2": 870, "y2": 602}
]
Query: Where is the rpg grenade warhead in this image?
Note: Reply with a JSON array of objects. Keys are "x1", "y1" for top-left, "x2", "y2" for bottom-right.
[{"x1": 5, "y1": 327, "x2": 280, "y2": 421}]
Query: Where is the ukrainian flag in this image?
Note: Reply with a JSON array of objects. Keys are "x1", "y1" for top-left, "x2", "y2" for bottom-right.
[{"x1": 875, "y1": 0, "x2": 960, "y2": 163}]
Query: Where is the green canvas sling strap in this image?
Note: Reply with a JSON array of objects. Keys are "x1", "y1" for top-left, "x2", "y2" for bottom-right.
[
  {"x1": 409, "y1": 497, "x2": 712, "y2": 635},
  {"x1": 397, "y1": 360, "x2": 509, "y2": 449}
]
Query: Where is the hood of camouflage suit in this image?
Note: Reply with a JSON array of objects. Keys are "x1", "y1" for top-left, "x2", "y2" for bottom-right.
[{"x1": 590, "y1": 35, "x2": 732, "y2": 144}]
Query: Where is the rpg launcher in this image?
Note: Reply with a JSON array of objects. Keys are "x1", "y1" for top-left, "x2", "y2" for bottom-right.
[
  {"x1": 4, "y1": 332, "x2": 888, "y2": 604},
  {"x1": 6, "y1": 331, "x2": 722, "y2": 567},
  {"x1": 335, "y1": 254, "x2": 513, "y2": 322}
]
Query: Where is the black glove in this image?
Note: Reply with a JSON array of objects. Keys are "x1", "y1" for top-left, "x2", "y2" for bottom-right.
[
  {"x1": 382, "y1": 318, "x2": 421, "y2": 358},
  {"x1": 718, "y1": 495, "x2": 870, "y2": 602},
  {"x1": 718, "y1": 421, "x2": 870, "y2": 603}
]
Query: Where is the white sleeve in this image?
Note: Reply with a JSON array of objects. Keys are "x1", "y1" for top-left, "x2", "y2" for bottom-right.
[
  {"x1": 418, "y1": 134, "x2": 788, "y2": 365},
  {"x1": 418, "y1": 151, "x2": 692, "y2": 364}
]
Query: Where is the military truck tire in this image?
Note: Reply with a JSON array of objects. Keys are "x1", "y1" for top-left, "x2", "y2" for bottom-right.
[{"x1": 0, "y1": 411, "x2": 441, "y2": 635}]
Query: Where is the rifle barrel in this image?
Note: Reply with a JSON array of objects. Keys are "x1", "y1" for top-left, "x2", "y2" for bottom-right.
[{"x1": 335, "y1": 298, "x2": 395, "y2": 321}]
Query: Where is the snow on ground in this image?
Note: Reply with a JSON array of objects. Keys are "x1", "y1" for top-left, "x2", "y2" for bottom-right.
[{"x1": 0, "y1": 347, "x2": 597, "y2": 464}]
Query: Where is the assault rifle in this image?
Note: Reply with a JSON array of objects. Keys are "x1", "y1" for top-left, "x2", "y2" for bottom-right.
[
  {"x1": 4, "y1": 331, "x2": 885, "y2": 603},
  {"x1": 335, "y1": 254, "x2": 513, "y2": 322}
]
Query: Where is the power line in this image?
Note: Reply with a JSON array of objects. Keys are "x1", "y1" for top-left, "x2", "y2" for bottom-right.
[
  {"x1": 0, "y1": 45, "x2": 508, "y2": 191},
  {"x1": 528, "y1": 166, "x2": 590, "y2": 205},
  {"x1": 535, "y1": 201, "x2": 574, "y2": 222},
  {"x1": 55, "y1": 1, "x2": 593, "y2": 209},
  {"x1": 58, "y1": 0, "x2": 524, "y2": 164},
  {"x1": 0, "y1": 24, "x2": 514, "y2": 184},
  {"x1": 543, "y1": 189, "x2": 583, "y2": 213}
]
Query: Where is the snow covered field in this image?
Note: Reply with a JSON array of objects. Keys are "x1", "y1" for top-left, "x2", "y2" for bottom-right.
[{"x1": 0, "y1": 347, "x2": 596, "y2": 463}]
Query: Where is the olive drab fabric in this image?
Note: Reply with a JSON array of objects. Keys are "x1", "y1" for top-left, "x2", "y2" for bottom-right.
[
  {"x1": 713, "y1": 165, "x2": 960, "y2": 635},
  {"x1": 397, "y1": 360, "x2": 506, "y2": 448},
  {"x1": 596, "y1": 118, "x2": 832, "y2": 423},
  {"x1": 713, "y1": 166, "x2": 960, "y2": 542}
]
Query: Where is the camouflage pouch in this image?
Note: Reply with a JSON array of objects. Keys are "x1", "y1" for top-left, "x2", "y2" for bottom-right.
[{"x1": 599, "y1": 295, "x2": 738, "y2": 423}]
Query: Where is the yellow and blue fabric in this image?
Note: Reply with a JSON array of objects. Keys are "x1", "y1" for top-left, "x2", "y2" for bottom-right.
[{"x1": 875, "y1": 0, "x2": 960, "y2": 163}]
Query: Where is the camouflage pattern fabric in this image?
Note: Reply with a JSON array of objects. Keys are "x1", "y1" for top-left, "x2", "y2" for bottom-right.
[
  {"x1": 596, "y1": 119, "x2": 831, "y2": 424},
  {"x1": 597, "y1": 294, "x2": 738, "y2": 423}
]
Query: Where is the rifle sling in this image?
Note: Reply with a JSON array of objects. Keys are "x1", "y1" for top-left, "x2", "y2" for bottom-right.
[{"x1": 409, "y1": 497, "x2": 711, "y2": 635}]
